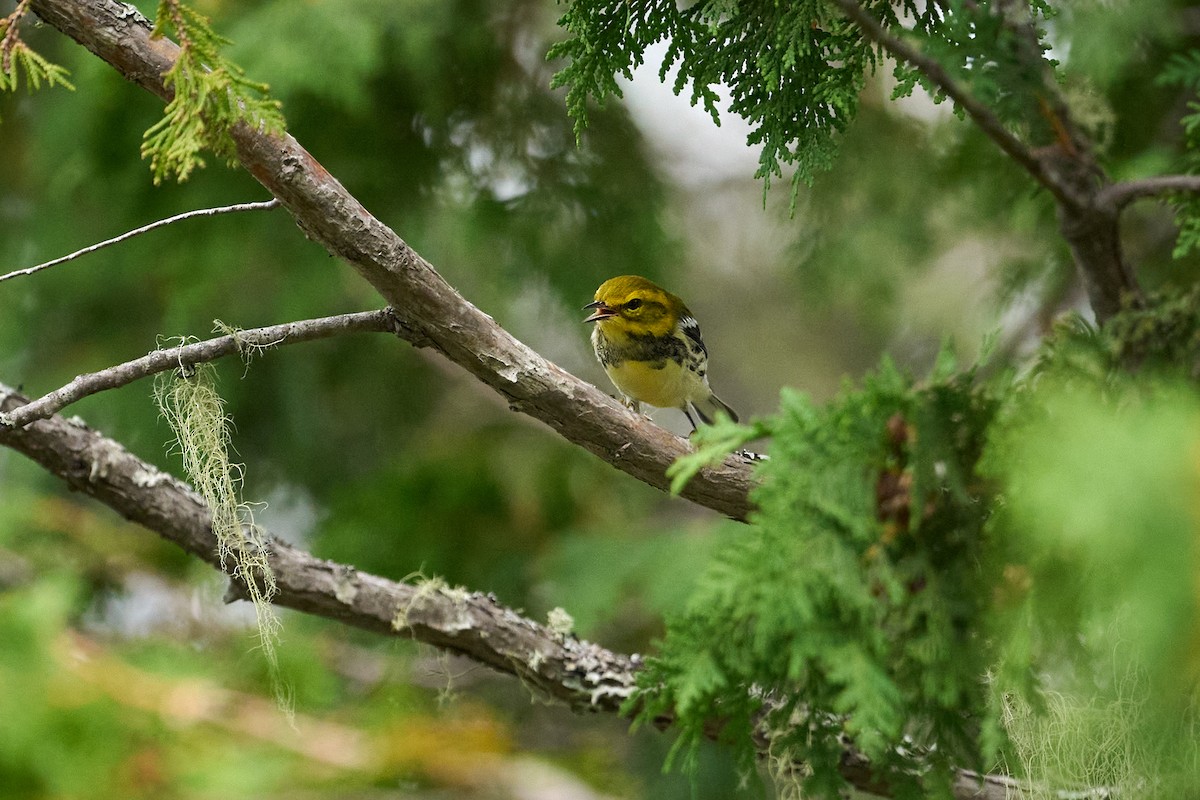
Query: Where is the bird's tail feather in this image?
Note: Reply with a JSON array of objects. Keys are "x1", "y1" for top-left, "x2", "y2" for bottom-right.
[{"x1": 691, "y1": 393, "x2": 738, "y2": 426}]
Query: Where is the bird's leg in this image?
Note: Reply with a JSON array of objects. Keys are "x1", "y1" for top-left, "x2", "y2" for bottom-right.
[
  {"x1": 683, "y1": 408, "x2": 699, "y2": 433},
  {"x1": 620, "y1": 396, "x2": 656, "y2": 422}
]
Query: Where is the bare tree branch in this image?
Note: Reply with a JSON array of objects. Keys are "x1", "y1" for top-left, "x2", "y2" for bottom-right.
[
  {"x1": 0, "y1": 199, "x2": 280, "y2": 284},
  {"x1": 829, "y1": 0, "x2": 1143, "y2": 321},
  {"x1": 1099, "y1": 175, "x2": 1200, "y2": 209},
  {"x1": 26, "y1": 0, "x2": 757, "y2": 521},
  {"x1": 828, "y1": 0, "x2": 1072, "y2": 205},
  {"x1": 0, "y1": 309, "x2": 397, "y2": 430}
]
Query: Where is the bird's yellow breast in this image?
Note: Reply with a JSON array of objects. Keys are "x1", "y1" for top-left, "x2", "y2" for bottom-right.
[{"x1": 604, "y1": 357, "x2": 692, "y2": 409}]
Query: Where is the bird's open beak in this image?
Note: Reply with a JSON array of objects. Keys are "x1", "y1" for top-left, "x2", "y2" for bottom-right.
[{"x1": 582, "y1": 300, "x2": 616, "y2": 323}]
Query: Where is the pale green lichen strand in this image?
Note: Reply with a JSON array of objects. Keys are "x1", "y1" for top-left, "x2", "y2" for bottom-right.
[{"x1": 153, "y1": 363, "x2": 292, "y2": 718}]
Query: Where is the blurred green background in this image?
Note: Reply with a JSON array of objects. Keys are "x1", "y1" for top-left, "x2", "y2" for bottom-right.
[{"x1": 2, "y1": 0, "x2": 1199, "y2": 797}]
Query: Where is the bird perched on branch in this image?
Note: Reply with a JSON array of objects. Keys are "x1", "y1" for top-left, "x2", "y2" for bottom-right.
[{"x1": 584, "y1": 275, "x2": 738, "y2": 432}]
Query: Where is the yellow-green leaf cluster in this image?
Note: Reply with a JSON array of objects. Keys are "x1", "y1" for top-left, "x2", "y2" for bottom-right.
[
  {"x1": 0, "y1": 0, "x2": 74, "y2": 116},
  {"x1": 142, "y1": 0, "x2": 285, "y2": 183}
]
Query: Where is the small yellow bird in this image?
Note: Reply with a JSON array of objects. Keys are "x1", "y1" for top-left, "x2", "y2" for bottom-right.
[{"x1": 584, "y1": 275, "x2": 738, "y2": 431}]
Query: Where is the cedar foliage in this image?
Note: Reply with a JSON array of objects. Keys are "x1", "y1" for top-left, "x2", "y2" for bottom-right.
[
  {"x1": 643, "y1": 359, "x2": 1001, "y2": 797},
  {"x1": 6, "y1": 0, "x2": 1200, "y2": 796},
  {"x1": 142, "y1": 0, "x2": 285, "y2": 183},
  {"x1": 552, "y1": 0, "x2": 1200, "y2": 795},
  {"x1": 551, "y1": 0, "x2": 1057, "y2": 193},
  {"x1": 0, "y1": 0, "x2": 74, "y2": 104},
  {"x1": 639, "y1": 296, "x2": 1200, "y2": 797}
]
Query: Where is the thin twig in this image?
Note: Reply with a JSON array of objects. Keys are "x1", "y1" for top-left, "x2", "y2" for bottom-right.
[
  {"x1": 0, "y1": 309, "x2": 396, "y2": 430},
  {"x1": 1098, "y1": 175, "x2": 1200, "y2": 210},
  {"x1": 830, "y1": 0, "x2": 1072, "y2": 206},
  {"x1": 0, "y1": 198, "x2": 280, "y2": 284}
]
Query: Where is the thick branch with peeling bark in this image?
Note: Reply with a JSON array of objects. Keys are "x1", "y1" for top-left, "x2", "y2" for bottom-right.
[{"x1": 26, "y1": 0, "x2": 757, "y2": 521}]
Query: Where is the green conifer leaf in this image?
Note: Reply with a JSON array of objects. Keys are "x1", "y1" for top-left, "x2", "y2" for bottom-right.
[
  {"x1": 666, "y1": 416, "x2": 767, "y2": 495},
  {"x1": 141, "y1": 1, "x2": 285, "y2": 183},
  {"x1": 0, "y1": 20, "x2": 74, "y2": 101},
  {"x1": 639, "y1": 358, "x2": 1002, "y2": 795}
]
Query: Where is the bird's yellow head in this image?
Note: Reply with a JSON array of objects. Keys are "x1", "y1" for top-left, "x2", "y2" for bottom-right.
[{"x1": 582, "y1": 275, "x2": 688, "y2": 339}]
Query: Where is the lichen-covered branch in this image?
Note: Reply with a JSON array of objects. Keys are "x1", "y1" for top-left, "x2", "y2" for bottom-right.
[
  {"x1": 26, "y1": 0, "x2": 757, "y2": 521},
  {"x1": 0, "y1": 381, "x2": 641, "y2": 712},
  {"x1": 0, "y1": 380, "x2": 1028, "y2": 799},
  {"x1": 0, "y1": 309, "x2": 397, "y2": 430}
]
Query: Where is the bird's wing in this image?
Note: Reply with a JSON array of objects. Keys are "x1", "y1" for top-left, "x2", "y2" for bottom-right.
[{"x1": 679, "y1": 314, "x2": 707, "y2": 357}]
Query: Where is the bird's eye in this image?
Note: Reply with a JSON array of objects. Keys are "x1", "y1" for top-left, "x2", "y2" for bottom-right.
[{"x1": 625, "y1": 299, "x2": 643, "y2": 311}]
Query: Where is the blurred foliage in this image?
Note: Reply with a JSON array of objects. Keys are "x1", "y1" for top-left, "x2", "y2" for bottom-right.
[
  {"x1": 1156, "y1": 49, "x2": 1200, "y2": 259},
  {"x1": 6, "y1": 0, "x2": 1200, "y2": 798},
  {"x1": 982, "y1": 311, "x2": 1200, "y2": 795}
]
